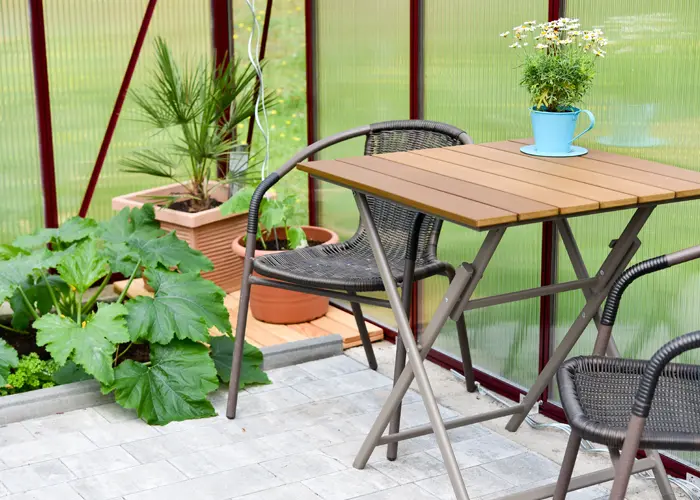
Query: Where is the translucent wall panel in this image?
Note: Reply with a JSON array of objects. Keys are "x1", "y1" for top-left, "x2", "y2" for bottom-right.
[
  {"x1": 0, "y1": 3, "x2": 45, "y2": 242},
  {"x1": 42, "y1": 0, "x2": 210, "y2": 222},
  {"x1": 233, "y1": 0, "x2": 308, "y2": 226},
  {"x1": 423, "y1": 1, "x2": 547, "y2": 387},
  {"x1": 553, "y1": 0, "x2": 700, "y2": 466},
  {"x1": 314, "y1": 0, "x2": 410, "y2": 327}
]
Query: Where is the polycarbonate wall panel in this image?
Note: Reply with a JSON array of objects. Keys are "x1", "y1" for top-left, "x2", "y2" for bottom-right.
[
  {"x1": 42, "y1": 0, "x2": 211, "y2": 222},
  {"x1": 0, "y1": 3, "x2": 45, "y2": 242},
  {"x1": 423, "y1": 1, "x2": 547, "y2": 387},
  {"x1": 553, "y1": 0, "x2": 700, "y2": 466},
  {"x1": 314, "y1": 0, "x2": 410, "y2": 327}
]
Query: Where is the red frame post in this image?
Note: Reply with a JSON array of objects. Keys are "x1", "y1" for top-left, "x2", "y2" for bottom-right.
[
  {"x1": 28, "y1": 0, "x2": 59, "y2": 228},
  {"x1": 78, "y1": 0, "x2": 159, "y2": 217},
  {"x1": 211, "y1": 0, "x2": 233, "y2": 178},
  {"x1": 305, "y1": 0, "x2": 318, "y2": 225}
]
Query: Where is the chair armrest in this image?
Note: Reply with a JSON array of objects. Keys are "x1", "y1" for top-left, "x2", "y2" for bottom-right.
[
  {"x1": 601, "y1": 244, "x2": 700, "y2": 327},
  {"x1": 405, "y1": 213, "x2": 426, "y2": 261},
  {"x1": 632, "y1": 330, "x2": 700, "y2": 417}
]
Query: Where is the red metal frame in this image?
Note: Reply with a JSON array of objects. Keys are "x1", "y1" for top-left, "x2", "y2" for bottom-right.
[
  {"x1": 78, "y1": 0, "x2": 159, "y2": 218},
  {"x1": 28, "y1": 0, "x2": 59, "y2": 228},
  {"x1": 304, "y1": 0, "x2": 318, "y2": 226},
  {"x1": 246, "y1": 0, "x2": 274, "y2": 147},
  {"x1": 211, "y1": 0, "x2": 234, "y2": 178}
]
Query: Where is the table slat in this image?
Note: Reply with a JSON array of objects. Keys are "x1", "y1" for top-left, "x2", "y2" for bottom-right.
[
  {"x1": 340, "y1": 156, "x2": 558, "y2": 221},
  {"x1": 298, "y1": 159, "x2": 517, "y2": 228},
  {"x1": 508, "y1": 139, "x2": 700, "y2": 197},
  {"x1": 449, "y1": 145, "x2": 661, "y2": 205}
]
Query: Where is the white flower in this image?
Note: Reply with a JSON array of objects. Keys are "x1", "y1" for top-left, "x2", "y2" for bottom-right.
[
  {"x1": 559, "y1": 38, "x2": 573, "y2": 45},
  {"x1": 535, "y1": 43, "x2": 548, "y2": 50},
  {"x1": 509, "y1": 42, "x2": 521, "y2": 49},
  {"x1": 593, "y1": 49, "x2": 605, "y2": 57},
  {"x1": 525, "y1": 20, "x2": 537, "y2": 25},
  {"x1": 523, "y1": 42, "x2": 529, "y2": 46},
  {"x1": 499, "y1": 31, "x2": 510, "y2": 37}
]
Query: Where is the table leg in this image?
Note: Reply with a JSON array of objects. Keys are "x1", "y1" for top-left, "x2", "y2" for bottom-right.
[
  {"x1": 506, "y1": 207, "x2": 653, "y2": 431},
  {"x1": 353, "y1": 193, "x2": 472, "y2": 499}
]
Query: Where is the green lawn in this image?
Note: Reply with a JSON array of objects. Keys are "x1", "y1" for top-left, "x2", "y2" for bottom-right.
[{"x1": 2, "y1": 1, "x2": 700, "y2": 398}]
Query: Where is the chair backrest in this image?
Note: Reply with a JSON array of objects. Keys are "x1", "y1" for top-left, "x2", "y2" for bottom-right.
[{"x1": 353, "y1": 120, "x2": 472, "y2": 264}]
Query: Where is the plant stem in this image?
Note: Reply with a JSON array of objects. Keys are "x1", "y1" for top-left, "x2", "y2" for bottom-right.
[
  {"x1": 77, "y1": 291, "x2": 83, "y2": 324},
  {"x1": 16, "y1": 287, "x2": 40, "y2": 321},
  {"x1": 40, "y1": 271, "x2": 62, "y2": 316},
  {"x1": 114, "y1": 342, "x2": 133, "y2": 366},
  {"x1": 0, "y1": 323, "x2": 28, "y2": 335},
  {"x1": 118, "y1": 259, "x2": 142, "y2": 304},
  {"x1": 82, "y1": 273, "x2": 111, "y2": 315}
]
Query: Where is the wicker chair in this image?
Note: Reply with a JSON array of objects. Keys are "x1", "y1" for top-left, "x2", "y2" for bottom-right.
[
  {"x1": 552, "y1": 244, "x2": 700, "y2": 500},
  {"x1": 226, "y1": 120, "x2": 475, "y2": 458}
]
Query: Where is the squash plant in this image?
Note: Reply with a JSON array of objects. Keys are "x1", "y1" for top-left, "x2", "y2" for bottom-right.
[{"x1": 0, "y1": 204, "x2": 269, "y2": 425}]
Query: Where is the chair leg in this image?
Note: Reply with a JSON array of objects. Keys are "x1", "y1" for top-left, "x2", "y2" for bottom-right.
[
  {"x1": 610, "y1": 415, "x2": 646, "y2": 500},
  {"x1": 553, "y1": 431, "x2": 582, "y2": 500},
  {"x1": 226, "y1": 253, "x2": 255, "y2": 419},
  {"x1": 445, "y1": 267, "x2": 476, "y2": 392},
  {"x1": 349, "y1": 299, "x2": 378, "y2": 371},
  {"x1": 648, "y1": 451, "x2": 676, "y2": 500}
]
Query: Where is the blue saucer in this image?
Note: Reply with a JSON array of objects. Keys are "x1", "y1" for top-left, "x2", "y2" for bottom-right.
[{"x1": 520, "y1": 144, "x2": 588, "y2": 157}]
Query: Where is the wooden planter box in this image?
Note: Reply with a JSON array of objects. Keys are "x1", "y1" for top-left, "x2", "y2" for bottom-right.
[{"x1": 112, "y1": 182, "x2": 247, "y2": 293}]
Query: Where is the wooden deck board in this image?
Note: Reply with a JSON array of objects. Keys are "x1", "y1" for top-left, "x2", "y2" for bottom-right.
[{"x1": 113, "y1": 279, "x2": 383, "y2": 349}]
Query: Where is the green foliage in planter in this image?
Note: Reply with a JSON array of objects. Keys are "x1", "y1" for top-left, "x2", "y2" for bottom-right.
[
  {"x1": 0, "y1": 353, "x2": 58, "y2": 396},
  {"x1": 0, "y1": 204, "x2": 270, "y2": 424}
]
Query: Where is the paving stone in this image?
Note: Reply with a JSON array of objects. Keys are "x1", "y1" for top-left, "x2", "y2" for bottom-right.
[
  {"x1": 0, "y1": 482, "x2": 7, "y2": 497},
  {"x1": 260, "y1": 450, "x2": 345, "y2": 483},
  {"x1": 257, "y1": 419, "x2": 360, "y2": 456},
  {"x1": 21, "y1": 409, "x2": 110, "y2": 438},
  {"x1": 302, "y1": 466, "x2": 398, "y2": 500},
  {"x1": 354, "y1": 484, "x2": 439, "y2": 500},
  {"x1": 294, "y1": 371, "x2": 393, "y2": 402},
  {"x1": 0, "y1": 424, "x2": 35, "y2": 448},
  {"x1": 342, "y1": 387, "x2": 422, "y2": 413},
  {"x1": 93, "y1": 404, "x2": 138, "y2": 424},
  {"x1": 480, "y1": 452, "x2": 559, "y2": 487},
  {"x1": 426, "y1": 432, "x2": 525, "y2": 468},
  {"x1": 60, "y1": 446, "x2": 140, "y2": 478},
  {"x1": 80, "y1": 420, "x2": 159, "y2": 448},
  {"x1": 70, "y1": 461, "x2": 185, "y2": 500},
  {"x1": 123, "y1": 464, "x2": 282, "y2": 500},
  {"x1": 297, "y1": 355, "x2": 367, "y2": 379},
  {"x1": 155, "y1": 414, "x2": 226, "y2": 435},
  {"x1": 231, "y1": 482, "x2": 322, "y2": 500},
  {"x1": 168, "y1": 439, "x2": 280, "y2": 478},
  {"x1": 234, "y1": 387, "x2": 312, "y2": 418},
  {"x1": 0, "y1": 432, "x2": 96, "y2": 468},
  {"x1": 267, "y1": 365, "x2": 319, "y2": 386},
  {"x1": 476, "y1": 479, "x2": 609, "y2": 500},
  {"x1": 122, "y1": 426, "x2": 233, "y2": 464},
  {"x1": 415, "y1": 466, "x2": 514, "y2": 500},
  {"x1": 4, "y1": 483, "x2": 83, "y2": 500},
  {"x1": 0, "y1": 460, "x2": 75, "y2": 493},
  {"x1": 371, "y1": 452, "x2": 446, "y2": 485}
]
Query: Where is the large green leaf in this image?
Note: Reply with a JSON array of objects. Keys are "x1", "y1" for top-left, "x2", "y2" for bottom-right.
[
  {"x1": 209, "y1": 336, "x2": 270, "y2": 388},
  {"x1": 0, "y1": 248, "x2": 59, "y2": 303},
  {"x1": 34, "y1": 303, "x2": 129, "y2": 385},
  {"x1": 52, "y1": 361, "x2": 92, "y2": 385},
  {"x1": 10, "y1": 275, "x2": 69, "y2": 330},
  {"x1": 219, "y1": 186, "x2": 254, "y2": 216},
  {"x1": 126, "y1": 231, "x2": 213, "y2": 274},
  {"x1": 55, "y1": 217, "x2": 99, "y2": 244},
  {"x1": 110, "y1": 340, "x2": 219, "y2": 425},
  {"x1": 126, "y1": 270, "x2": 231, "y2": 344},
  {"x1": 13, "y1": 229, "x2": 57, "y2": 251},
  {"x1": 0, "y1": 339, "x2": 19, "y2": 386},
  {"x1": 56, "y1": 239, "x2": 109, "y2": 293},
  {"x1": 99, "y1": 205, "x2": 165, "y2": 244},
  {"x1": 0, "y1": 245, "x2": 27, "y2": 261}
]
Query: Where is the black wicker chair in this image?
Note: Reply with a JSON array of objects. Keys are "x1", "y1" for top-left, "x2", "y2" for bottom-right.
[
  {"x1": 552, "y1": 244, "x2": 700, "y2": 500},
  {"x1": 226, "y1": 120, "x2": 475, "y2": 459}
]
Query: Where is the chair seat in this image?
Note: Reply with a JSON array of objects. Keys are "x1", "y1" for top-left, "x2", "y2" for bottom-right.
[
  {"x1": 558, "y1": 356, "x2": 700, "y2": 451},
  {"x1": 253, "y1": 240, "x2": 449, "y2": 292}
]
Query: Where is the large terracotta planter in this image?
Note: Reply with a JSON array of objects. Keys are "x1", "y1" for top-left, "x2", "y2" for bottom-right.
[
  {"x1": 231, "y1": 225, "x2": 340, "y2": 324},
  {"x1": 112, "y1": 182, "x2": 247, "y2": 293}
]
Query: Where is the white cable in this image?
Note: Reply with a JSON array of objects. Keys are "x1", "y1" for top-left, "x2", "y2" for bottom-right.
[
  {"x1": 451, "y1": 370, "x2": 700, "y2": 499},
  {"x1": 245, "y1": 0, "x2": 270, "y2": 179}
]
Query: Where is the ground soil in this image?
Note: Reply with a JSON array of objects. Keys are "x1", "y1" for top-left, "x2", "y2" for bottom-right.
[{"x1": 169, "y1": 198, "x2": 222, "y2": 213}]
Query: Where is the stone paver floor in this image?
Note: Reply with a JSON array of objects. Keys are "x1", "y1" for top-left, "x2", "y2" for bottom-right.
[{"x1": 0, "y1": 342, "x2": 678, "y2": 500}]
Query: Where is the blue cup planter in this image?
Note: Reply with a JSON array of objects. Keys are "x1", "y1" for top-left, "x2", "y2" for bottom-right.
[{"x1": 520, "y1": 107, "x2": 595, "y2": 157}]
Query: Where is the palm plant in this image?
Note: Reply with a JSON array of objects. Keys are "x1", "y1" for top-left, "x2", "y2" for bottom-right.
[{"x1": 121, "y1": 37, "x2": 271, "y2": 212}]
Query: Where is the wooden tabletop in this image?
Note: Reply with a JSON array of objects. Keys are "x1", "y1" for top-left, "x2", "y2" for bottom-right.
[{"x1": 298, "y1": 139, "x2": 700, "y2": 229}]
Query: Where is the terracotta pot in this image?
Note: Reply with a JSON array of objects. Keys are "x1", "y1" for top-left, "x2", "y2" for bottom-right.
[
  {"x1": 113, "y1": 181, "x2": 247, "y2": 293},
  {"x1": 231, "y1": 226, "x2": 340, "y2": 324}
]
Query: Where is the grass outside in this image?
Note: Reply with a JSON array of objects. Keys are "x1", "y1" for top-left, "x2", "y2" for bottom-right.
[{"x1": 2, "y1": 1, "x2": 700, "y2": 401}]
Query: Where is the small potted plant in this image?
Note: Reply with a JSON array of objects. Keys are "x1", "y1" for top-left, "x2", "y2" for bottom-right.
[
  {"x1": 113, "y1": 37, "x2": 272, "y2": 292},
  {"x1": 223, "y1": 187, "x2": 339, "y2": 324},
  {"x1": 501, "y1": 18, "x2": 608, "y2": 157}
]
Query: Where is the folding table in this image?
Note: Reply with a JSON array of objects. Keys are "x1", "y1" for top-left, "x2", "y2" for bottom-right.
[{"x1": 298, "y1": 139, "x2": 700, "y2": 500}]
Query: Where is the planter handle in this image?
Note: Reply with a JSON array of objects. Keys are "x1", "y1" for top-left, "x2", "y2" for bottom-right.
[{"x1": 571, "y1": 109, "x2": 595, "y2": 144}]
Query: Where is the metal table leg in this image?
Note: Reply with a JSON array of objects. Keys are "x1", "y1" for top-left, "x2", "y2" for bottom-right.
[
  {"x1": 353, "y1": 193, "x2": 488, "y2": 500},
  {"x1": 506, "y1": 207, "x2": 653, "y2": 431}
]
